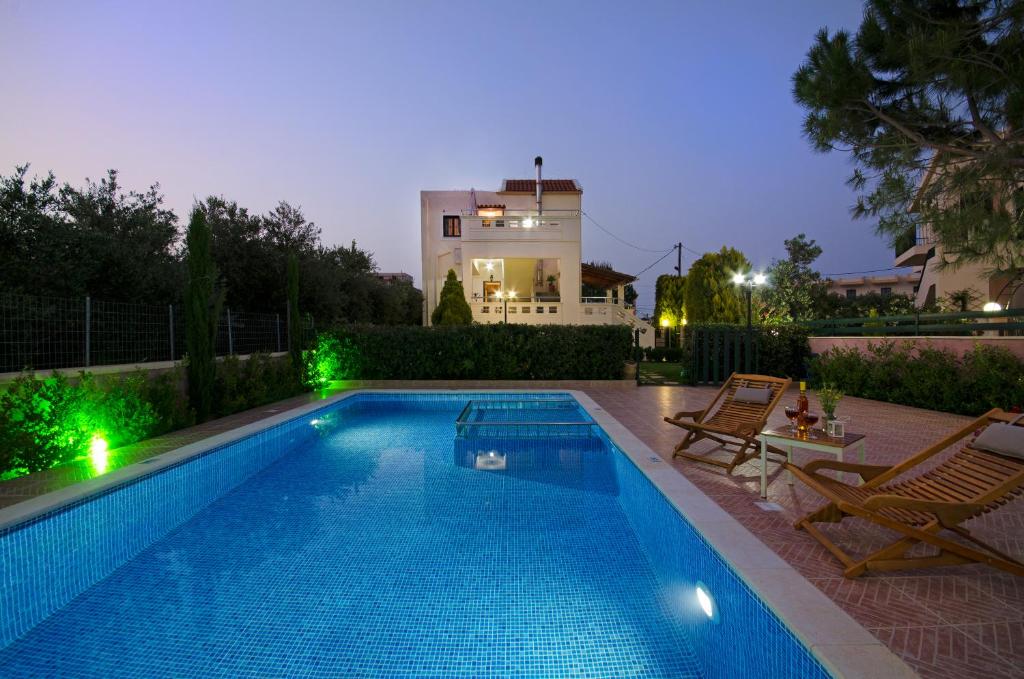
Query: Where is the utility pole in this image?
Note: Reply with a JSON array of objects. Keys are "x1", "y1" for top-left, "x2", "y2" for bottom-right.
[{"x1": 674, "y1": 242, "x2": 682, "y2": 276}]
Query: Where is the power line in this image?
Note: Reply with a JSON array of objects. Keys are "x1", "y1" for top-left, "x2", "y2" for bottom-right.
[
  {"x1": 821, "y1": 266, "x2": 913, "y2": 277},
  {"x1": 581, "y1": 211, "x2": 673, "y2": 253},
  {"x1": 632, "y1": 248, "x2": 677, "y2": 278}
]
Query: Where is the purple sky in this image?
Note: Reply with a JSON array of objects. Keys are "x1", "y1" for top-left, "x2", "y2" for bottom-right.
[{"x1": 1, "y1": 0, "x2": 889, "y2": 313}]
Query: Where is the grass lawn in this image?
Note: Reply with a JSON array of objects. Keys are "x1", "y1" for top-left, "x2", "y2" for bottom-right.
[{"x1": 638, "y1": 362, "x2": 687, "y2": 385}]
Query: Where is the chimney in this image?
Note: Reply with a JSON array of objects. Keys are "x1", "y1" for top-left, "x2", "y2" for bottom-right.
[{"x1": 534, "y1": 156, "x2": 543, "y2": 217}]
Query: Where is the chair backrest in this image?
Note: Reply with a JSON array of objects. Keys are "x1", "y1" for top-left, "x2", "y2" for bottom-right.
[
  {"x1": 705, "y1": 373, "x2": 791, "y2": 428},
  {"x1": 916, "y1": 415, "x2": 1024, "y2": 513}
]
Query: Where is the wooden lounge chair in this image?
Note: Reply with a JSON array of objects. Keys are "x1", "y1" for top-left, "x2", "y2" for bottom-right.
[
  {"x1": 664, "y1": 373, "x2": 791, "y2": 473},
  {"x1": 789, "y1": 409, "x2": 1024, "y2": 578}
]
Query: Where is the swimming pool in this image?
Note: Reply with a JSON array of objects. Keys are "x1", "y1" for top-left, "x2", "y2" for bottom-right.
[{"x1": 0, "y1": 392, "x2": 837, "y2": 677}]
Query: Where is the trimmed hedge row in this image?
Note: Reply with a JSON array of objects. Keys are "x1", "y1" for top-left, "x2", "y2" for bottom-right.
[
  {"x1": 0, "y1": 353, "x2": 308, "y2": 479},
  {"x1": 322, "y1": 324, "x2": 633, "y2": 380},
  {"x1": 810, "y1": 341, "x2": 1024, "y2": 416}
]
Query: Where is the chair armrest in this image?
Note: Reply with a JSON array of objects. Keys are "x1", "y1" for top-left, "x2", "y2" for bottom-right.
[
  {"x1": 861, "y1": 495, "x2": 985, "y2": 524},
  {"x1": 734, "y1": 419, "x2": 766, "y2": 437},
  {"x1": 803, "y1": 460, "x2": 891, "y2": 482},
  {"x1": 669, "y1": 409, "x2": 705, "y2": 421}
]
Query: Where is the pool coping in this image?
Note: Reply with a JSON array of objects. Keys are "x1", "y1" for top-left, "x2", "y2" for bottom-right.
[{"x1": 0, "y1": 388, "x2": 916, "y2": 678}]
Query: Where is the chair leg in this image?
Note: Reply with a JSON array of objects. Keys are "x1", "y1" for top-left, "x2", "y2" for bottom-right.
[
  {"x1": 795, "y1": 503, "x2": 843, "y2": 527},
  {"x1": 672, "y1": 430, "x2": 700, "y2": 457}
]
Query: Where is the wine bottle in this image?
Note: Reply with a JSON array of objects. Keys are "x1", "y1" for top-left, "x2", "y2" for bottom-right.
[{"x1": 796, "y1": 381, "x2": 809, "y2": 432}]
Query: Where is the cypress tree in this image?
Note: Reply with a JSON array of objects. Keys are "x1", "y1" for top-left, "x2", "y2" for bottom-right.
[
  {"x1": 184, "y1": 207, "x2": 222, "y2": 420},
  {"x1": 287, "y1": 252, "x2": 302, "y2": 377},
  {"x1": 431, "y1": 269, "x2": 473, "y2": 326}
]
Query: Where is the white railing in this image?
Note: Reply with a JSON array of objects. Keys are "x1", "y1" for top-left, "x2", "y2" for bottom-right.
[{"x1": 471, "y1": 301, "x2": 563, "y2": 324}]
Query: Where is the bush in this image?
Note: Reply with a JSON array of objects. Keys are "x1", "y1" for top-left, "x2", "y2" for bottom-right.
[
  {"x1": 0, "y1": 371, "x2": 159, "y2": 475},
  {"x1": 809, "y1": 341, "x2": 1024, "y2": 415},
  {"x1": 315, "y1": 324, "x2": 633, "y2": 380},
  {"x1": 213, "y1": 353, "x2": 306, "y2": 417},
  {"x1": 0, "y1": 354, "x2": 308, "y2": 479}
]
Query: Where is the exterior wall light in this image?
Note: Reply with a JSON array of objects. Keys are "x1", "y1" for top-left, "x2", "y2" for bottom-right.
[
  {"x1": 983, "y1": 301, "x2": 1002, "y2": 312},
  {"x1": 523, "y1": 217, "x2": 534, "y2": 228}
]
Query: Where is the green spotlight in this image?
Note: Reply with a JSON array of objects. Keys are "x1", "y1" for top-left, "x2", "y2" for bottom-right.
[{"x1": 89, "y1": 435, "x2": 109, "y2": 475}]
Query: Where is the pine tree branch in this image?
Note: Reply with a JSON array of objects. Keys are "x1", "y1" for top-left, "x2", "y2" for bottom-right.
[{"x1": 966, "y1": 92, "x2": 1004, "y2": 146}]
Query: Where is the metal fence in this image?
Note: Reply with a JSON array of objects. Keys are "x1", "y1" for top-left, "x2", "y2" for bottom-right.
[
  {"x1": 803, "y1": 308, "x2": 1024, "y2": 337},
  {"x1": 0, "y1": 293, "x2": 314, "y2": 373}
]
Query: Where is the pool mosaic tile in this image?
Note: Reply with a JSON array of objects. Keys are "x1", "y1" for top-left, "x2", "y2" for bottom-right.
[{"x1": 0, "y1": 394, "x2": 830, "y2": 677}]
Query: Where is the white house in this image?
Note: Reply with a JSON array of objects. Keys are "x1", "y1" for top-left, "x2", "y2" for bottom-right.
[{"x1": 420, "y1": 157, "x2": 653, "y2": 343}]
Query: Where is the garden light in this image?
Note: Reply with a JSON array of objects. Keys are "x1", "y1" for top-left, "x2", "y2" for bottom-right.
[
  {"x1": 983, "y1": 301, "x2": 1002, "y2": 312},
  {"x1": 90, "y1": 435, "x2": 109, "y2": 475}
]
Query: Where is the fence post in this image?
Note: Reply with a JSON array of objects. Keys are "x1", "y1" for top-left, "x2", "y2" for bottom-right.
[
  {"x1": 168, "y1": 304, "x2": 175, "y2": 361},
  {"x1": 84, "y1": 296, "x2": 91, "y2": 368},
  {"x1": 276, "y1": 313, "x2": 282, "y2": 353},
  {"x1": 226, "y1": 308, "x2": 234, "y2": 355},
  {"x1": 634, "y1": 329, "x2": 641, "y2": 386}
]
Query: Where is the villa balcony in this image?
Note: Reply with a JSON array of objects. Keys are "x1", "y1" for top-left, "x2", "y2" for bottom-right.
[
  {"x1": 459, "y1": 209, "x2": 579, "y2": 242},
  {"x1": 893, "y1": 228, "x2": 936, "y2": 267},
  {"x1": 471, "y1": 298, "x2": 563, "y2": 324}
]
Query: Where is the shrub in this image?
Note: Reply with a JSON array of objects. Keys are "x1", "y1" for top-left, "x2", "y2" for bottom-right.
[
  {"x1": 809, "y1": 341, "x2": 1024, "y2": 415},
  {"x1": 213, "y1": 353, "x2": 306, "y2": 417},
  {"x1": 317, "y1": 324, "x2": 632, "y2": 380},
  {"x1": 431, "y1": 270, "x2": 473, "y2": 326},
  {"x1": 0, "y1": 371, "x2": 159, "y2": 475}
]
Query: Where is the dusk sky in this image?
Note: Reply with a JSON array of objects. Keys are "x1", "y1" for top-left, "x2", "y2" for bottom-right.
[{"x1": 0, "y1": 0, "x2": 892, "y2": 313}]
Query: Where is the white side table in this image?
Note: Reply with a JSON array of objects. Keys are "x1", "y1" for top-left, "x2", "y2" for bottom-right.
[{"x1": 757, "y1": 428, "x2": 867, "y2": 498}]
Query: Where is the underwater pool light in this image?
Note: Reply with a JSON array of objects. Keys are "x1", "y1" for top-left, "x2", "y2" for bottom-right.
[{"x1": 696, "y1": 585, "x2": 714, "y2": 618}]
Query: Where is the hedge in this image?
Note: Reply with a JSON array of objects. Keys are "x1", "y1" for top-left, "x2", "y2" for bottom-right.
[
  {"x1": 809, "y1": 341, "x2": 1024, "y2": 416},
  {"x1": 318, "y1": 324, "x2": 633, "y2": 380},
  {"x1": 0, "y1": 353, "x2": 308, "y2": 480}
]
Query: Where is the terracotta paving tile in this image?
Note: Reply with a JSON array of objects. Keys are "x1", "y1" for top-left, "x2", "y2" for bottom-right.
[{"x1": 872, "y1": 625, "x2": 1020, "y2": 679}]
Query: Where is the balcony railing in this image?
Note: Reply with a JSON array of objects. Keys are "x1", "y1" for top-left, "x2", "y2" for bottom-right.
[{"x1": 471, "y1": 301, "x2": 562, "y2": 324}]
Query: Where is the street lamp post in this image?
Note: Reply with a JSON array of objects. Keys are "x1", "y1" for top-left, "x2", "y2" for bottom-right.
[
  {"x1": 732, "y1": 272, "x2": 766, "y2": 370},
  {"x1": 499, "y1": 290, "x2": 516, "y2": 323}
]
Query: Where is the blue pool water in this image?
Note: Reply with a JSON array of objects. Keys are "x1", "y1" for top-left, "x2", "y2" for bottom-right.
[{"x1": 0, "y1": 393, "x2": 829, "y2": 678}]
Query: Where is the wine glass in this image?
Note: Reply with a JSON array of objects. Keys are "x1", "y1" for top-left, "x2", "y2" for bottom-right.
[
  {"x1": 804, "y1": 413, "x2": 820, "y2": 438},
  {"x1": 784, "y1": 406, "x2": 799, "y2": 433}
]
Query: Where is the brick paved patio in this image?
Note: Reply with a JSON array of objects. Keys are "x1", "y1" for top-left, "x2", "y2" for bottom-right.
[{"x1": 1, "y1": 382, "x2": 1020, "y2": 678}]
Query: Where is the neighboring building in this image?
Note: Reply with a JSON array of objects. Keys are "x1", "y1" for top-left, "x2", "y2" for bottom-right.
[
  {"x1": 825, "y1": 272, "x2": 919, "y2": 300},
  {"x1": 893, "y1": 161, "x2": 1023, "y2": 310},
  {"x1": 376, "y1": 272, "x2": 414, "y2": 286},
  {"x1": 420, "y1": 157, "x2": 653, "y2": 343}
]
